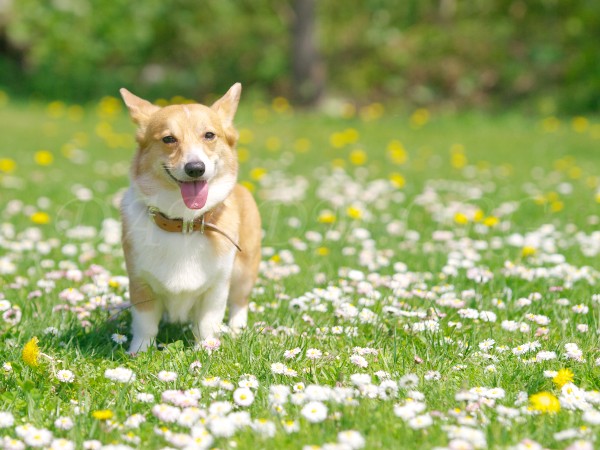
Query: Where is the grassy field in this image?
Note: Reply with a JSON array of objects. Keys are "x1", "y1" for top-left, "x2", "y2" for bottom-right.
[{"x1": 1, "y1": 91, "x2": 600, "y2": 450}]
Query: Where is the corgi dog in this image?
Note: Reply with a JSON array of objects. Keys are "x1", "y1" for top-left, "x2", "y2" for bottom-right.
[{"x1": 119, "y1": 83, "x2": 261, "y2": 353}]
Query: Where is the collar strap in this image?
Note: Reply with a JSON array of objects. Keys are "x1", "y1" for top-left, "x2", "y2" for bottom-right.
[{"x1": 148, "y1": 207, "x2": 242, "y2": 252}]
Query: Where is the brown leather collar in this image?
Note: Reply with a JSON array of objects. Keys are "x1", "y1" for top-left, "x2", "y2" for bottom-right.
[{"x1": 148, "y1": 207, "x2": 242, "y2": 252}]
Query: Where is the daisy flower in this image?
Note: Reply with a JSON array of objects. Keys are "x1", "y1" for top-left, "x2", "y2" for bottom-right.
[
  {"x1": 306, "y1": 348, "x2": 323, "y2": 360},
  {"x1": 301, "y1": 401, "x2": 328, "y2": 423},
  {"x1": 56, "y1": 370, "x2": 75, "y2": 383},
  {"x1": 157, "y1": 370, "x2": 177, "y2": 382},
  {"x1": 233, "y1": 387, "x2": 255, "y2": 407},
  {"x1": 111, "y1": 333, "x2": 128, "y2": 344}
]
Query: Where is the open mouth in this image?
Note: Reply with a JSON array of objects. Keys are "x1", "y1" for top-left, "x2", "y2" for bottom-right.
[{"x1": 163, "y1": 165, "x2": 209, "y2": 210}]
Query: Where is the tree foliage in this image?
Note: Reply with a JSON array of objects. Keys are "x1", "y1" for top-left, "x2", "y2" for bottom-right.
[{"x1": 0, "y1": 0, "x2": 598, "y2": 112}]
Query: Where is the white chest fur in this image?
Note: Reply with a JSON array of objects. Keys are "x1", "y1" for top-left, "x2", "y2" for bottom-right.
[{"x1": 121, "y1": 188, "x2": 235, "y2": 322}]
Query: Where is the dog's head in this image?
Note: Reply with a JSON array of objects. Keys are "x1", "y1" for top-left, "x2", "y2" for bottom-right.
[{"x1": 120, "y1": 84, "x2": 241, "y2": 211}]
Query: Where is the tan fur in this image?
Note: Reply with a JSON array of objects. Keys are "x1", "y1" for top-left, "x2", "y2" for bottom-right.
[{"x1": 119, "y1": 84, "x2": 261, "y2": 353}]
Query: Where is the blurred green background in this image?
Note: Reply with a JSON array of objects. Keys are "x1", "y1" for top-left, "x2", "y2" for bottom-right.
[{"x1": 0, "y1": 0, "x2": 599, "y2": 113}]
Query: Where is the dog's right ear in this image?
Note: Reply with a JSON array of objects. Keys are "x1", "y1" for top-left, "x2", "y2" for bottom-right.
[{"x1": 119, "y1": 88, "x2": 160, "y2": 125}]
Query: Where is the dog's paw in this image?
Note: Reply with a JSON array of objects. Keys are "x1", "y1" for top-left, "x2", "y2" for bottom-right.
[{"x1": 128, "y1": 337, "x2": 154, "y2": 354}]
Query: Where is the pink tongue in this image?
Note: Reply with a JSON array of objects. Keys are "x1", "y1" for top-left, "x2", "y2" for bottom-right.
[{"x1": 180, "y1": 181, "x2": 209, "y2": 209}]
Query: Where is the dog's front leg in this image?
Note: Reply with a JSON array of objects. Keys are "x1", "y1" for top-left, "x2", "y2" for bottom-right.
[
  {"x1": 193, "y1": 277, "x2": 230, "y2": 342},
  {"x1": 128, "y1": 279, "x2": 163, "y2": 354}
]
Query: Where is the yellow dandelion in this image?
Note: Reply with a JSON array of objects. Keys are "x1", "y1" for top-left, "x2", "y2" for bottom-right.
[
  {"x1": 550, "y1": 200, "x2": 564, "y2": 212},
  {"x1": 387, "y1": 140, "x2": 408, "y2": 165},
  {"x1": 46, "y1": 101, "x2": 66, "y2": 119},
  {"x1": 97, "y1": 96, "x2": 122, "y2": 118},
  {"x1": 22, "y1": 337, "x2": 41, "y2": 367},
  {"x1": 331, "y1": 158, "x2": 346, "y2": 168},
  {"x1": 238, "y1": 128, "x2": 254, "y2": 145},
  {"x1": 389, "y1": 173, "x2": 406, "y2": 188},
  {"x1": 237, "y1": 147, "x2": 250, "y2": 163},
  {"x1": 572, "y1": 116, "x2": 589, "y2": 133},
  {"x1": 454, "y1": 213, "x2": 469, "y2": 225},
  {"x1": 265, "y1": 136, "x2": 281, "y2": 152},
  {"x1": 451, "y1": 152, "x2": 467, "y2": 169},
  {"x1": 316, "y1": 247, "x2": 329, "y2": 256},
  {"x1": 473, "y1": 209, "x2": 485, "y2": 222},
  {"x1": 30, "y1": 212, "x2": 51, "y2": 225},
  {"x1": 346, "y1": 206, "x2": 363, "y2": 220},
  {"x1": 250, "y1": 167, "x2": 267, "y2": 181},
  {"x1": 92, "y1": 410, "x2": 113, "y2": 420},
  {"x1": 349, "y1": 149, "x2": 367, "y2": 165},
  {"x1": 521, "y1": 246, "x2": 537, "y2": 257},
  {"x1": 343, "y1": 128, "x2": 359, "y2": 144},
  {"x1": 330, "y1": 132, "x2": 347, "y2": 149},
  {"x1": 540, "y1": 116, "x2": 560, "y2": 133},
  {"x1": 483, "y1": 216, "x2": 500, "y2": 227},
  {"x1": 553, "y1": 368, "x2": 574, "y2": 388},
  {"x1": 240, "y1": 181, "x2": 255, "y2": 193},
  {"x1": 272, "y1": 97, "x2": 291, "y2": 114},
  {"x1": 294, "y1": 138, "x2": 311, "y2": 153},
  {"x1": 529, "y1": 391, "x2": 560, "y2": 414},
  {"x1": 67, "y1": 105, "x2": 84, "y2": 122},
  {"x1": 341, "y1": 102, "x2": 356, "y2": 119},
  {"x1": 410, "y1": 108, "x2": 430, "y2": 128},
  {"x1": 318, "y1": 211, "x2": 336, "y2": 224},
  {"x1": 0, "y1": 158, "x2": 17, "y2": 173},
  {"x1": 34, "y1": 150, "x2": 54, "y2": 166}
]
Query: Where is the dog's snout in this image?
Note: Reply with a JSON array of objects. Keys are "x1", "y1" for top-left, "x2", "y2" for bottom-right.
[{"x1": 184, "y1": 161, "x2": 206, "y2": 178}]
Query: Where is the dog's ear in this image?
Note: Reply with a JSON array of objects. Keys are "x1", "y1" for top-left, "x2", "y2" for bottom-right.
[
  {"x1": 211, "y1": 83, "x2": 241, "y2": 127},
  {"x1": 119, "y1": 88, "x2": 160, "y2": 126}
]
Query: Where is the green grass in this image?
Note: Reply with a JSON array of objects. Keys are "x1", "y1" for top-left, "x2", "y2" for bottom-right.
[{"x1": 1, "y1": 94, "x2": 600, "y2": 449}]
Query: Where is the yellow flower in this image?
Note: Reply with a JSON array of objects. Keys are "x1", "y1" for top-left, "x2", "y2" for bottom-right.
[
  {"x1": 46, "y1": 101, "x2": 66, "y2": 119},
  {"x1": 389, "y1": 173, "x2": 406, "y2": 188},
  {"x1": 316, "y1": 247, "x2": 329, "y2": 256},
  {"x1": 483, "y1": 216, "x2": 499, "y2": 227},
  {"x1": 572, "y1": 116, "x2": 589, "y2": 133},
  {"x1": 30, "y1": 212, "x2": 51, "y2": 225},
  {"x1": 553, "y1": 368, "x2": 574, "y2": 388},
  {"x1": 294, "y1": 138, "x2": 311, "y2": 153},
  {"x1": 550, "y1": 200, "x2": 564, "y2": 212},
  {"x1": 22, "y1": 337, "x2": 41, "y2": 367},
  {"x1": 92, "y1": 410, "x2": 113, "y2": 420},
  {"x1": 250, "y1": 167, "x2": 267, "y2": 181},
  {"x1": 237, "y1": 147, "x2": 250, "y2": 163},
  {"x1": 410, "y1": 108, "x2": 430, "y2": 128},
  {"x1": 349, "y1": 149, "x2": 367, "y2": 165},
  {"x1": 240, "y1": 181, "x2": 255, "y2": 193},
  {"x1": 521, "y1": 246, "x2": 536, "y2": 257},
  {"x1": 540, "y1": 116, "x2": 560, "y2": 133},
  {"x1": 330, "y1": 132, "x2": 347, "y2": 148},
  {"x1": 346, "y1": 206, "x2": 363, "y2": 220},
  {"x1": 451, "y1": 152, "x2": 467, "y2": 169},
  {"x1": 265, "y1": 136, "x2": 281, "y2": 152},
  {"x1": 318, "y1": 211, "x2": 336, "y2": 224},
  {"x1": 238, "y1": 128, "x2": 254, "y2": 145},
  {"x1": 454, "y1": 213, "x2": 469, "y2": 225},
  {"x1": 387, "y1": 140, "x2": 408, "y2": 165},
  {"x1": 0, "y1": 158, "x2": 17, "y2": 173},
  {"x1": 272, "y1": 97, "x2": 291, "y2": 114},
  {"x1": 34, "y1": 150, "x2": 54, "y2": 166},
  {"x1": 529, "y1": 391, "x2": 560, "y2": 414}
]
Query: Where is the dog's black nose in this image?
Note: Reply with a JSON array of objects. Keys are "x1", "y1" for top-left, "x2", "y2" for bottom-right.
[{"x1": 184, "y1": 161, "x2": 205, "y2": 178}]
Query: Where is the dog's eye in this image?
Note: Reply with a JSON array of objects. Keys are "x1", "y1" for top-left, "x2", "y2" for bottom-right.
[
  {"x1": 162, "y1": 135, "x2": 177, "y2": 144},
  {"x1": 204, "y1": 132, "x2": 216, "y2": 141}
]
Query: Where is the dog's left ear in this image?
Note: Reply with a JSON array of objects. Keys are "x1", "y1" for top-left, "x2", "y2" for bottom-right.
[
  {"x1": 211, "y1": 83, "x2": 242, "y2": 127},
  {"x1": 119, "y1": 88, "x2": 160, "y2": 126}
]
